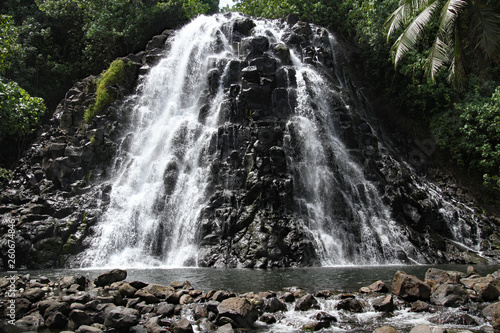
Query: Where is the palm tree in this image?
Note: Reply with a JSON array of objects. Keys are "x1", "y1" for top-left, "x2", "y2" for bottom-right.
[{"x1": 386, "y1": 0, "x2": 500, "y2": 88}]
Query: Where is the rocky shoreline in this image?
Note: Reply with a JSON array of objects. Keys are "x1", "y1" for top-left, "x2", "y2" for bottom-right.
[{"x1": 2, "y1": 267, "x2": 500, "y2": 332}]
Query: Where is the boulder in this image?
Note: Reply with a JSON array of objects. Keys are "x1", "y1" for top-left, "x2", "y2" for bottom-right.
[
  {"x1": 280, "y1": 292, "x2": 295, "y2": 302},
  {"x1": 425, "y1": 268, "x2": 463, "y2": 284},
  {"x1": 482, "y1": 301, "x2": 500, "y2": 320},
  {"x1": 295, "y1": 294, "x2": 320, "y2": 311},
  {"x1": 292, "y1": 21, "x2": 312, "y2": 36},
  {"x1": 302, "y1": 320, "x2": 331, "y2": 331},
  {"x1": 374, "y1": 326, "x2": 399, "y2": 333},
  {"x1": 392, "y1": 271, "x2": 431, "y2": 301},
  {"x1": 336, "y1": 298, "x2": 364, "y2": 313},
  {"x1": 22, "y1": 288, "x2": 46, "y2": 302},
  {"x1": 411, "y1": 300, "x2": 430, "y2": 312},
  {"x1": 15, "y1": 298, "x2": 32, "y2": 318},
  {"x1": 493, "y1": 305, "x2": 500, "y2": 333},
  {"x1": 430, "y1": 283, "x2": 468, "y2": 306},
  {"x1": 193, "y1": 305, "x2": 208, "y2": 320},
  {"x1": 372, "y1": 295, "x2": 394, "y2": 312},
  {"x1": 76, "y1": 325, "x2": 104, "y2": 333},
  {"x1": 156, "y1": 303, "x2": 176, "y2": 317},
  {"x1": 430, "y1": 312, "x2": 477, "y2": 325},
  {"x1": 179, "y1": 294, "x2": 194, "y2": 305},
  {"x1": 260, "y1": 313, "x2": 277, "y2": 324},
  {"x1": 118, "y1": 282, "x2": 138, "y2": 297},
  {"x1": 368, "y1": 280, "x2": 389, "y2": 293},
  {"x1": 461, "y1": 276, "x2": 500, "y2": 301},
  {"x1": 409, "y1": 325, "x2": 445, "y2": 333},
  {"x1": 212, "y1": 290, "x2": 232, "y2": 302},
  {"x1": 263, "y1": 297, "x2": 287, "y2": 313},
  {"x1": 39, "y1": 299, "x2": 70, "y2": 318},
  {"x1": 45, "y1": 311, "x2": 68, "y2": 329},
  {"x1": 233, "y1": 17, "x2": 256, "y2": 36},
  {"x1": 217, "y1": 297, "x2": 259, "y2": 328},
  {"x1": 104, "y1": 306, "x2": 140, "y2": 329},
  {"x1": 145, "y1": 283, "x2": 175, "y2": 299},
  {"x1": 173, "y1": 318, "x2": 193, "y2": 333},
  {"x1": 94, "y1": 269, "x2": 127, "y2": 287},
  {"x1": 14, "y1": 312, "x2": 43, "y2": 330},
  {"x1": 68, "y1": 309, "x2": 93, "y2": 330},
  {"x1": 315, "y1": 311, "x2": 337, "y2": 322},
  {"x1": 135, "y1": 289, "x2": 160, "y2": 304},
  {"x1": 240, "y1": 36, "x2": 270, "y2": 59}
]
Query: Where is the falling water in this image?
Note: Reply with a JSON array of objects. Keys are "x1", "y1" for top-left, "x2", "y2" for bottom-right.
[
  {"x1": 82, "y1": 13, "x2": 482, "y2": 268},
  {"x1": 83, "y1": 15, "x2": 233, "y2": 267}
]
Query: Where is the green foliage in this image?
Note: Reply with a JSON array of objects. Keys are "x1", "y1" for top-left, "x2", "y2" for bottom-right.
[
  {"x1": 182, "y1": 0, "x2": 211, "y2": 18},
  {"x1": 432, "y1": 82, "x2": 500, "y2": 192},
  {"x1": 0, "y1": 78, "x2": 46, "y2": 140},
  {"x1": 84, "y1": 59, "x2": 129, "y2": 123},
  {"x1": 459, "y1": 86, "x2": 500, "y2": 189},
  {"x1": 0, "y1": 15, "x2": 21, "y2": 75},
  {"x1": 0, "y1": 0, "x2": 210, "y2": 110},
  {"x1": 0, "y1": 167, "x2": 13, "y2": 186}
]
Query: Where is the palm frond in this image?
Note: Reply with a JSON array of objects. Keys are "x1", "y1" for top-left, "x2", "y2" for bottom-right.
[
  {"x1": 426, "y1": 36, "x2": 450, "y2": 82},
  {"x1": 386, "y1": 0, "x2": 439, "y2": 39},
  {"x1": 391, "y1": 0, "x2": 441, "y2": 65},
  {"x1": 437, "y1": 0, "x2": 468, "y2": 38},
  {"x1": 468, "y1": 5, "x2": 500, "y2": 59},
  {"x1": 386, "y1": 5, "x2": 407, "y2": 40}
]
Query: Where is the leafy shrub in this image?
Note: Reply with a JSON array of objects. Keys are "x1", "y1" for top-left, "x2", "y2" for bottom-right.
[
  {"x1": 0, "y1": 78, "x2": 46, "y2": 140},
  {"x1": 459, "y1": 87, "x2": 500, "y2": 190},
  {"x1": 432, "y1": 85, "x2": 500, "y2": 192}
]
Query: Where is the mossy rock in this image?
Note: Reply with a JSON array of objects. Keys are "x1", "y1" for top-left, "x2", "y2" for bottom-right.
[{"x1": 84, "y1": 58, "x2": 140, "y2": 123}]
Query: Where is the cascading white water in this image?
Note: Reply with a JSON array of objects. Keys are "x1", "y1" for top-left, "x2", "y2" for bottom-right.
[
  {"x1": 82, "y1": 15, "x2": 234, "y2": 267},
  {"x1": 285, "y1": 46, "x2": 420, "y2": 265},
  {"x1": 81, "y1": 13, "x2": 483, "y2": 268}
]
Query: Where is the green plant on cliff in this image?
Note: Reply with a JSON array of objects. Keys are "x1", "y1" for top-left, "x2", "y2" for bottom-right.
[{"x1": 84, "y1": 59, "x2": 129, "y2": 123}]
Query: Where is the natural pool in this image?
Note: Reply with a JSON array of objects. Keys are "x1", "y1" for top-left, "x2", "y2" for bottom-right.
[{"x1": 16, "y1": 264, "x2": 500, "y2": 293}]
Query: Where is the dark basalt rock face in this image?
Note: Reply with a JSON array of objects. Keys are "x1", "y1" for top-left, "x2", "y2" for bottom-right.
[{"x1": 0, "y1": 14, "x2": 499, "y2": 269}]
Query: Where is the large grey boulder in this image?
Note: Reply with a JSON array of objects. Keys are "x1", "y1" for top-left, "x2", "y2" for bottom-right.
[
  {"x1": 392, "y1": 271, "x2": 431, "y2": 301},
  {"x1": 217, "y1": 297, "x2": 259, "y2": 328},
  {"x1": 461, "y1": 276, "x2": 500, "y2": 301},
  {"x1": 430, "y1": 283, "x2": 468, "y2": 306},
  {"x1": 425, "y1": 268, "x2": 464, "y2": 284},
  {"x1": 295, "y1": 294, "x2": 320, "y2": 311},
  {"x1": 103, "y1": 306, "x2": 140, "y2": 329},
  {"x1": 94, "y1": 269, "x2": 127, "y2": 287}
]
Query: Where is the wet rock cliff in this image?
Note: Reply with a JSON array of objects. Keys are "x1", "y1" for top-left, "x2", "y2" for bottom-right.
[{"x1": 0, "y1": 13, "x2": 499, "y2": 269}]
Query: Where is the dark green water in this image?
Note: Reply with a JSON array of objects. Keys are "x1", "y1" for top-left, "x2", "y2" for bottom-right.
[{"x1": 11, "y1": 264, "x2": 500, "y2": 292}]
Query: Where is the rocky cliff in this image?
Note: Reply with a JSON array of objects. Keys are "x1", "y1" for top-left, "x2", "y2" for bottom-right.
[{"x1": 1, "y1": 13, "x2": 499, "y2": 269}]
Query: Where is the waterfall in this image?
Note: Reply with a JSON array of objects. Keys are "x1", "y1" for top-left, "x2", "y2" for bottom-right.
[
  {"x1": 81, "y1": 13, "x2": 484, "y2": 268},
  {"x1": 83, "y1": 15, "x2": 231, "y2": 267}
]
